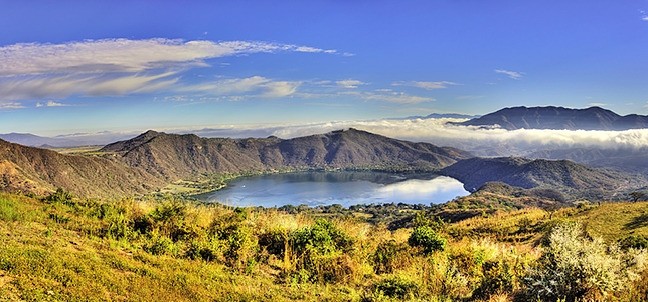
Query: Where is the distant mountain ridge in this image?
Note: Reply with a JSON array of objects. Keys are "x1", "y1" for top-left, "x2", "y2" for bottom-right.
[
  {"x1": 441, "y1": 157, "x2": 643, "y2": 200},
  {"x1": 457, "y1": 106, "x2": 648, "y2": 130},
  {"x1": 0, "y1": 133, "x2": 77, "y2": 148},
  {"x1": 0, "y1": 132, "x2": 136, "y2": 148}
]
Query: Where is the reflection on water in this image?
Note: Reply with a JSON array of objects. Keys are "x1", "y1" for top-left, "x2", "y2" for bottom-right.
[{"x1": 200, "y1": 171, "x2": 469, "y2": 208}]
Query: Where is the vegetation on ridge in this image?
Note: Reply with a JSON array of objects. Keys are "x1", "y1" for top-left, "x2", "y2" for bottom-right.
[{"x1": 0, "y1": 190, "x2": 647, "y2": 301}]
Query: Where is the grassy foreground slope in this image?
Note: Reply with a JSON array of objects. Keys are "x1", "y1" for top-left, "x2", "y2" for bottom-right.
[{"x1": 0, "y1": 192, "x2": 647, "y2": 301}]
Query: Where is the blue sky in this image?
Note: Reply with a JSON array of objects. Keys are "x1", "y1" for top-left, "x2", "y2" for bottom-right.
[{"x1": 1, "y1": 0, "x2": 648, "y2": 135}]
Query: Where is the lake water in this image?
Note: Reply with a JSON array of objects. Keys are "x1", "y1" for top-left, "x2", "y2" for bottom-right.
[{"x1": 199, "y1": 171, "x2": 469, "y2": 208}]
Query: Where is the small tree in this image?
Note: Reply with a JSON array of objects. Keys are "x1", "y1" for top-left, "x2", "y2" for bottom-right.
[{"x1": 408, "y1": 225, "x2": 447, "y2": 254}]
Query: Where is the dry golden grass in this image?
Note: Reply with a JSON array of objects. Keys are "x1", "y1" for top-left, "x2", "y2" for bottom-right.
[{"x1": 0, "y1": 192, "x2": 646, "y2": 301}]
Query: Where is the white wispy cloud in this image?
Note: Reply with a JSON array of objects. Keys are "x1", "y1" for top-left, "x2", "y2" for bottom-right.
[
  {"x1": 36, "y1": 100, "x2": 68, "y2": 107},
  {"x1": 392, "y1": 81, "x2": 457, "y2": 90},
  {"x1": 180, "y1": 76, "x2": 300, "y2": 99},
  {"x1": 0, "y1": 39, "x2": 338, "y2": 76},
  {"x1": 495, "y1": 69, "x2": 524, "y2": 80},
  {"x1": 0, "y1": 72, "x2": 180, "y2": 101},
  {"x1": 0, "y1": 102, "x2": 25, "y2": 109},
  {"x1": 343, "y1": 90, "x2": 435, "y2": 104},
  {"x1": 0, "y1": 38, "x2": 335, "y2": 102},
  {"x1": 335, "y1": 79, "x2": 365, "y2": 89},
  {"x1": 587, "y1": 102, "x2": 607, "y2": 107}
]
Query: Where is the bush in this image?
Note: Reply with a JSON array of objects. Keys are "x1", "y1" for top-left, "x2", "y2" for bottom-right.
[
  {"x1": 292, "y1": 219, "x2": 353, "y2": 255},
  {"x1": 372, "y1": 240, "x2": 411, "y2": 274},
  {"x1": 145, "y1": 231, "x2": 177, "y2": 256},
  {"x1": 45, "y1": 188, "x2": 73, "y2": 203},
  {"x1": 186, "y1": 238, "x2": 221, "y2": 262},
  {"x1": 223, "y1": 224, "x2": 258, "y2": 273},
  {"x1": 522, "y1": 222, "x2": 647, "y2": 301},
  {"x1": 373, "y1": 276, "x2": 418, "y2": 299},
  {"x1": 258, "y1": 229, "x2": 288, "y2": 257},
  {"x1": 408, "y1": 226, "x2": 446, "y2": 254},
  {"x1": 290, "y1": 219, "x2": 355, "y2": 283},
  {"x1": 619, "y1": 235, "x2": 648, "y2": 250}
]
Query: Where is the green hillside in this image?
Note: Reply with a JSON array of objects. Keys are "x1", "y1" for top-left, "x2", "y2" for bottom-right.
[{"x1": 0, "y1": 192, "x2": 647, "y2": 301}]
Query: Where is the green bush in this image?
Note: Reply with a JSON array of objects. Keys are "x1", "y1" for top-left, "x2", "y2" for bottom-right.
[
  {"x1": 186, "y1": 238, "x2": 221, "y2": 262},
  {"x1": 145, "y1": 232, "x2": 177, "y2": 256},
  {"x1": 374, "y1": 276, "x2": 418, "y2": 299},
  {"x1": 45, "y1": 188, "x2": 73, "y2": 203},
  {"x1": 223, "y1": 224, "x2": 259, "y2": 273},
  {"x1": 408, "y1": 225, "x2": 446, "y2": 254},
  {"x1": 372, "y1": 240, "x2": 411, "y2": 274},
  {"x1": 290, "y1": 219, "x2": 355, "y2": 283},
  {"x1": 292, "y1": 219, "x2": 353, "y2": 255},
  {"x1": 258, "y1": 229, "x2": 288, "y2": 257},
  {"x1": 473, "y1": 259, "x2": 516, "y2": 299}
]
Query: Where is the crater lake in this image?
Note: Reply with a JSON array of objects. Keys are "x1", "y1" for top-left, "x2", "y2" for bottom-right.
[{"x1": 198, "y1": 171, "x2": 469, "y2": 207}]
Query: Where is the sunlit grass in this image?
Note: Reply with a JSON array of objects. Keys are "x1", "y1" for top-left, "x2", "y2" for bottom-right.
[{"x1": 0, "y1": 191, "x2": 646, "y2": 301}]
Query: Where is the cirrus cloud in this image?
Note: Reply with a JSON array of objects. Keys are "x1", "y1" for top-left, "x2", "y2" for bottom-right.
[
  {"x1": 392, "y1": 81, "x2": 458, "y2": 90},
  {"x1": 495, "y1": 69, "x2": 524, "y2": 80},
  {"x1": 0, "y1": 38, "x2": 337, "y2": 103},
  {"x1": 0, "y1": 39, "x2": 338, "y2": 76},
  {"x1": 179, "y1": 76, "x2": 300, "y2": 99},
  {"x1": 336, "y1": 79, "x2": 365, "y2": 89}
]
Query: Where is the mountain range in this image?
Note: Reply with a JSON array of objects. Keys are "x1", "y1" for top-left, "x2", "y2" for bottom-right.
[
  {"x1": 0, "y1": 129, "x2": 471, "y2": 198},
  {"x1": 2, "y1": 106, "x2": 647, "y2": 202},
  {"x1": 441, "y1": 157, "x2": 644, "y2": 200},
  {"x1": 456, "y1": 106, "x2": 648, "y2": 130}
]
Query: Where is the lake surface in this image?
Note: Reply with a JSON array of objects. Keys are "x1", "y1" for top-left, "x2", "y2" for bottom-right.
[{"x1": 199, "y1": 171, "x2": 469, "y2": 207}]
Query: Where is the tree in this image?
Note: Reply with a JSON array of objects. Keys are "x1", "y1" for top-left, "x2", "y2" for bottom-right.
[{"x1": 408, "y1": 225, "x2": 446, "y2": 254}]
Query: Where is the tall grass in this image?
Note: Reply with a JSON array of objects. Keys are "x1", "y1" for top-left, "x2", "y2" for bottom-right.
[{"x1": 0, "y1": 192, "x2": 647, "y2": 301}]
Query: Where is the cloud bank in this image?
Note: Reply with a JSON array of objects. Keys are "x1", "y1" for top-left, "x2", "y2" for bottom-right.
[{"x1": 185, "y1": 118, "x2": 648, "y2": 152}]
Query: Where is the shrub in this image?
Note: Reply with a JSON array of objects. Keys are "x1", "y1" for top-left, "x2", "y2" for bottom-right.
[
  {"x1": 373, "y1": 276, "x2": 418, "y2": 299},
  {"x1": 619, "y1": 235, "x2": 648, "y2": 250},
  {"x1": 145, "y1": 231, "x2": 177, "y2": 256},
  {"x1": 290, "y1": 219, "x2": 355, "y2": 283},
  {"x1": 258, "y1": 229, "x2": 288, "y2": 257},
  {"x1": 408, "y1": 225, "x2": 446, "y2": 254},
  {"x1": 372, "y1": 240, "x2": 411, "y2": 274},
  {"x1": 45, "y1": 188, "x2": 73, "y2": 203},
  {"x1": 292, "y1": 219, "x2": 353, "y2": 255},
  {"x1": 223, "y1": 224, "x2": 259, "y2": 273},
  {"x1": 522, "y1": 222, "x2": 647, "y2": 301},
  {"x1": 186, "y1": 238, "x2": 221, "y2": 262}
]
